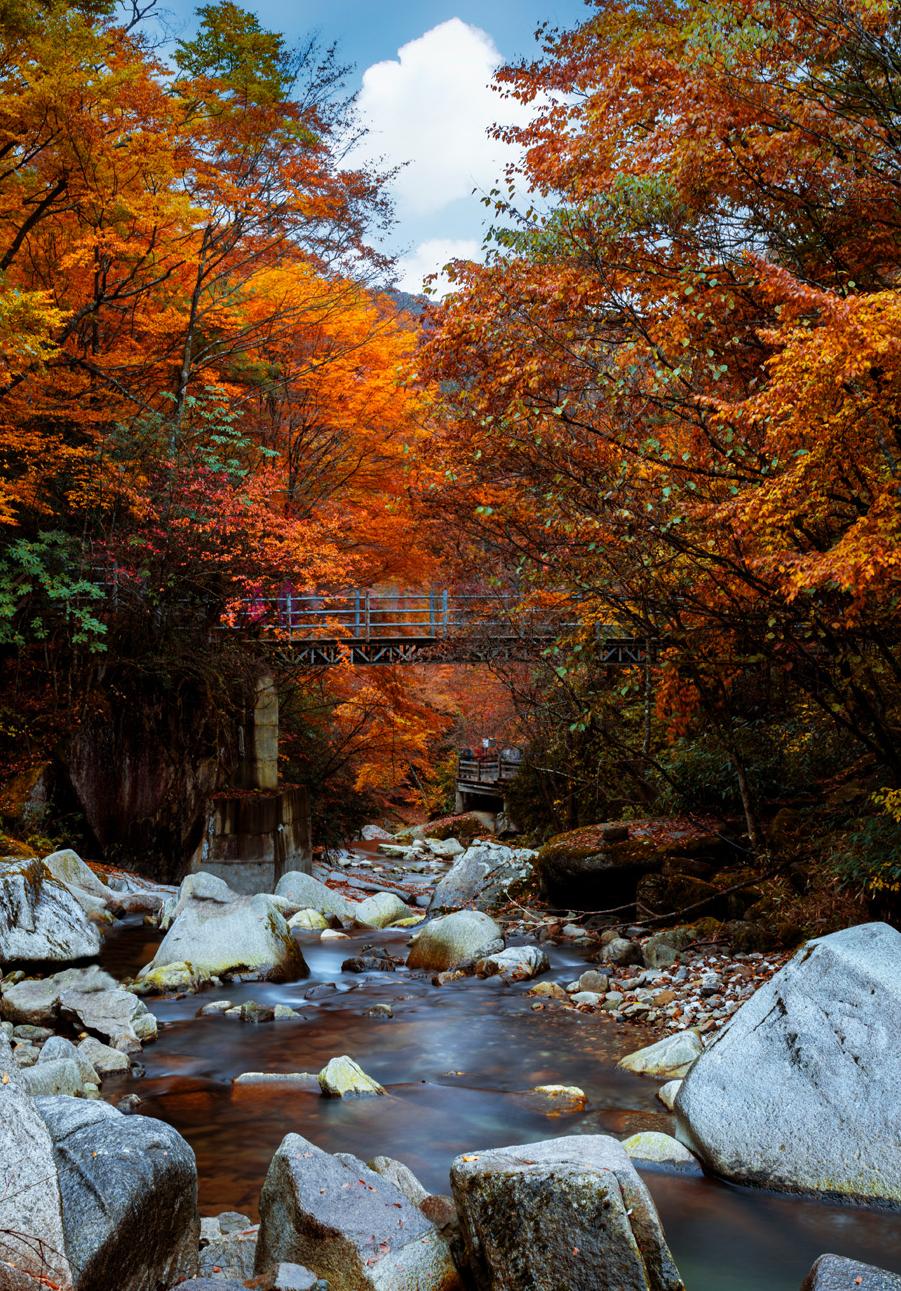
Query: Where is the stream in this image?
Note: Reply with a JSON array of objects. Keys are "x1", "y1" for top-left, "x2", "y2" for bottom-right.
[{"x1": 100, "y1": 882, "x2": 901, "y2": 1291}]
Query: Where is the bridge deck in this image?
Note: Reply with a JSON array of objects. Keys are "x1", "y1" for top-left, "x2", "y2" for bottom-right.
[{"x1": 239, "y1": 591, "x2": 651, "y2": 666}]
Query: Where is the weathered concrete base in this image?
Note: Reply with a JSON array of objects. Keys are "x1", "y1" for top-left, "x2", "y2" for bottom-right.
[{"x1": 192, "y1": 787, "x2": 311, "y2": 895}]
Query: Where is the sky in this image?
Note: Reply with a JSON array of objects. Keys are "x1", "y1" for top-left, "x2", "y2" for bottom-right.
[{"x1": 156, "y1": 0, "x2": 591, "y2": 291}]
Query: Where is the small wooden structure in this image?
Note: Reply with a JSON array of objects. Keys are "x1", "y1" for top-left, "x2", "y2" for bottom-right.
[{"x1": 455, "y1": 747, "x2": 523, "y2": 817}]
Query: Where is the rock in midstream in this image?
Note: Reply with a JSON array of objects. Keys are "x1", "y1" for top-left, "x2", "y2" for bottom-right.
[
  {"x1": 140, "y1": 874, "x2": 307, "y2": 988},
  {"x1": 406, "y1": 910, "x2": 503, "y2": 972},
  {"x1": 450, "y1": 1135, "x2": 684, "y2": 1291},
  {"x1": 254, "y1": 1133, "x2": 461, "y2": 1290}
]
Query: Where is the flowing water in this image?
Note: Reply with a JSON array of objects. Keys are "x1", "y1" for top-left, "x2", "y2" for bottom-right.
[{"x1": 100, "y1": 911, "x2": 901, "y2": 1291}]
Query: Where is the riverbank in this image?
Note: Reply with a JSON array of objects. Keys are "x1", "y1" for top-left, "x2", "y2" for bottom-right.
[{"x1": 1, "y1": 840, "x2": 900, "y2": 1290}]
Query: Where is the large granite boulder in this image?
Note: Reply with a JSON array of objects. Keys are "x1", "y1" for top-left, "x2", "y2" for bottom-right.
[
  {"x1": 535, "y1": 819, "x2": 723, "y2": 909},
  {"x1": 801, "y1": 1255, "x2": 901, "y2": 1290},
  {"x1": 254, "y1": 1133, "x2": 461, "y2": 1289},
  {"x1": 0, "y1": 1033, "x2": 70, "y2": 1290},
  {"x1": 450, "y1": 1135, "x2": 683, "y2": 1290},
  {"x1": 275, "y1": 871, "x2": 358, "y2": 925},
  {"x1": 139, "y1": 878, "x2": 306, "y2": 987},
  {"x1": 0, "y1": 858, "x2": 101, "y2": 962},
  {"x1": 0, "y1": 1034, "x2": 198, "y2": 1290},
  {"x1": 675, "y1": 922, "x2": 901, "y2": 1205},
  {"x1": 406, "y1": 911, "x2": 503, "y2": 973},
  {"x1": 429, "y1": 842, "x2": 537, "y2": 915},
  {"x1": 37, "y1": 1095, "x2": 199, "y2": 1289}
]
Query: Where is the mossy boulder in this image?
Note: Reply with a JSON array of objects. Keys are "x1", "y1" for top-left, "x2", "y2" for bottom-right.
[
  {"x1": 139, "y1": 884, "x2": 307, "y2": 986},
  {"x1": 536, "y1": 818, "x2": 727, "y2": 910},
  {"x1": 414, "y1": 812, "x2": 495, "y2": 843}
]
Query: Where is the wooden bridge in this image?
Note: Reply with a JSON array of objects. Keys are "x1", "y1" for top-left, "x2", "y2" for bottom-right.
[{"x1": 239, "y1": 590, "x2": 652, "y2": 667}]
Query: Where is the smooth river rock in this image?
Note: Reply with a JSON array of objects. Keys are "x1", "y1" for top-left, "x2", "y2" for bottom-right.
[
  {"x1": 619, "y1": 1030, "x2": 703, "y2": 1079},
  {"x1": 254, "y1": 1133, "x2": 461, "y2": 1289},
  {"x1": 355, "y1": 892, "x2": 411, "y2": 928},
  {"x1": 800, "y1": 1254, "x2": 901, "y2": 1290},
  {"x1": 621, "y1": 1132, "x2": 700, "y2": 1171},
  {"x1": 0, "y1": 858, "x2": 102, "y2": 963},
  {"x1": 1, "y1": 964, "x2": 116, "y2": 1026},
  {"x1": 674, "y1": 922, "x2": 901, "y2": 1205},
  {"x1": 41, "y1": 849, "x2": 116, "y2": 918},
  {"x1": 275, "y1": 871, "x2": 358, "y2": 924},
  {"x1": 450, "y1": 1135, "x2": 683, "y2": 1290},
  {"x1": 429, "y1": 842, "x2": 536, "y2": 915},
  {"x1": 140, "y1": 879, "x2": 307, "y2": 987},
  {"x1": 60, "y1": 977, "x2": 158, "y2": 1046},
  {"x1": 406, "y1": 911, "x2": 503, "y2": 972},
  {"x1": 318, "y1": 1055, "x2": 385, "y2": 1097}
]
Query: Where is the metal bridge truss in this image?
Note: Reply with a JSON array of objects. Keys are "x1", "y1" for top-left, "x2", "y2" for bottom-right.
[{"x1": 241, "y1": 590, "x2": 653, "y2": 668}]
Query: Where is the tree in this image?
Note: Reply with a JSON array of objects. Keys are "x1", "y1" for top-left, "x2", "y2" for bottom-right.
[{"x1": 417, "y1": 0, "x2": 901, "y2": 843}]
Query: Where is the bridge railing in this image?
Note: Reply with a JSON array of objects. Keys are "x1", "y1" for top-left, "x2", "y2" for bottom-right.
[
  {"x1": 238, "y1": 591, "x2": 572, "y2": 641},
  {"x1": 457, "y1": 753, "x2": 522, "y2": 787}
]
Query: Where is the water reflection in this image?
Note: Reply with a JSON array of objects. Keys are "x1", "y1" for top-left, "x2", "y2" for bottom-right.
[{"x1": 101, "y1": 920, "x2": 901, "y2": 1291}]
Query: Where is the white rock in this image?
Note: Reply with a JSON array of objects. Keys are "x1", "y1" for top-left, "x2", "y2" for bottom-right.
[
  {"x1": 275, "y1": 871, "x2": 357, "y2": 924},
  {"x1": 354, "y1": 892, "x2": 411, "y2": 929},
  {"x1": 429, "y1": 841, "x2": 536, "y2": 915},
  {"x1": 657, "y1": 1080, "x2": 682, "y2": 1111},
  {"x1": 0, "y1": 858, "x2": 102, "y2": 962},
  {"x1": 675, "y1": 921, "x2": 901, "y2": 1205},
  {"x1": 474, "y1": 945, "x2": 549, "y2": 983},
  {"x1": 621, "y1": 1132, "x2": 699, "y2": 1168},
  {"x1": 78, "y1": 1035, "x2": 131, "y2": 1076},
  {"x1": 361, "y1": 825, "x2": 393, "y2": 841},
  {"x1": 20, "y1": 1056, "x2": 87, "y2": 1097},
  {"x1": 139, "y1": 888, "x2": 306, "y2": 987},
  {"x1": 425, "y1": 837, "x2": 465, "y2": 860},
  {"x1": 40, "y1": 1035, "x2": 100, "y2": 1085},
  {"x1": 43, "y1": 848, "x2": 116, "y2": 907},
  {"x1": 60, "y1": 980, "x2": 158, "y2": 1046},
  {"x1": 618, "y1": 1030, "x2": 703, "y2": 1079},
  {"x1": 288, "y1": 909, "x2": 329, "y2": 931}
]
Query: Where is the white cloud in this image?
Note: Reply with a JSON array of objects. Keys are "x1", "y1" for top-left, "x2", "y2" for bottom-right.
[
  {"x1": 349, "y1": 18, "x2": 530, "y2": 219},
  {"x1": 394, "y1": 237, "x2": 482, "y2": 295}
]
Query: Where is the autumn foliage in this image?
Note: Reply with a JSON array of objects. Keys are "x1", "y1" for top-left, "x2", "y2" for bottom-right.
[
  {"x1": 0, "y1": 0, "x2": 450, "y2": 827},
  {"x1": 418, "y1": 0, "x2": 901, "y2": 841},
  {"x1": 2, "y1": 0, "x2": 900, "y2": 869}
]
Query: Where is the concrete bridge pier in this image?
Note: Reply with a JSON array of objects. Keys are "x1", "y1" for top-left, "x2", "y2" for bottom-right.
[{"x1": 191, "y1": 672, "x2": 312, "y2": 893}]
